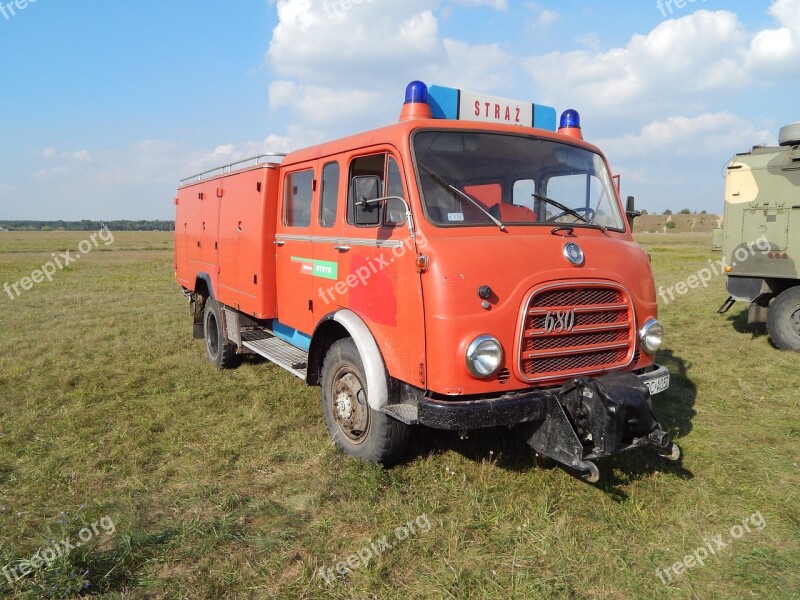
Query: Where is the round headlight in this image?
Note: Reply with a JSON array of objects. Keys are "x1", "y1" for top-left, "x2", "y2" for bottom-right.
[
  {"x1": 465, "y1": 335, "x2": 504, "y2": 378},
  {"x1": 640, "y1": 319, "x2": 664, "y2": 354}
]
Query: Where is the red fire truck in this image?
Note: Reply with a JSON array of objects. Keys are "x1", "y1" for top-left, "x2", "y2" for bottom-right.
[{"x1": 175, "y1": 81, "x2": 680, "y2": 482}]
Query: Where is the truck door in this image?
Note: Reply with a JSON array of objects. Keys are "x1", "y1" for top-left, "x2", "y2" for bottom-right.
[
  {"x1": 311, "y1": 160, "x2": 344, "y2": 314},
  {"x1": 275, "y1": 166, "x2": 315, "y2": 335},
  {"x1": 331, "y1": 151, "x2": 427, "y2": 388}
]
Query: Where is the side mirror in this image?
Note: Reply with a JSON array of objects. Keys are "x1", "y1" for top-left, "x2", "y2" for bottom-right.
[
  {"x1": 626, "y1": 195, "x2": 641, "y2": 230},
  {"x1": 351, "y1": 176, "x2": 381, "y2": 226}
]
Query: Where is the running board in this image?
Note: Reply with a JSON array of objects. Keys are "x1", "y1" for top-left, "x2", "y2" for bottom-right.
[{"x1": 241, "y1": 329, "x2": 308, "y2": 379}]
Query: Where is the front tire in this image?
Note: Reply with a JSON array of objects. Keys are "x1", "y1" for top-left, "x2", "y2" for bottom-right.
[
  {"x1": 767, "y1": 287, "x2": 800, "y2": 351},
  {"x1": 204, "y1": 298, "x2": 238, "y2": 368},
  {"x1": 320, "y1": 338, "x2": 409, "y2": 465}
]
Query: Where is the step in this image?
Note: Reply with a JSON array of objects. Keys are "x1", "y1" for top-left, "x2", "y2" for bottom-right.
[{"x1": 240, "y1": 329, "x2": 308, "y2": 379}]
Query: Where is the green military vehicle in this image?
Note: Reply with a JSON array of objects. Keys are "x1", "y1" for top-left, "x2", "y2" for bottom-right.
[{"x1": 716, "y1": 122, "x2": 800, "y2": 351}]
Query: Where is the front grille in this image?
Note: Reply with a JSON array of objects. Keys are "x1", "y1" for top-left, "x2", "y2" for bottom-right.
[{"x1": 519, "y1": 282, "x2": 635, "y2": 383}]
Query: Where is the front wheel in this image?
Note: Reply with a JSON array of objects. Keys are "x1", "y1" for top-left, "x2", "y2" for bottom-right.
[
  {"x1": 320, "y1": 338, "x2": 409, "y2": 465},
  {"x1": 767, "y1": 287, "x2": 800, "y2": 351}
]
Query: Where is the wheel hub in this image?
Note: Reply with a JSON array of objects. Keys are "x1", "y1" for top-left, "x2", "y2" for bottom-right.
[
  {"x1": 791, "y1": 307, "x2": 800, "y2": 336},
  {"x1": 335, "y1": 390, "x2": 354, "y2": 420},
  {"x1": 331, "y1": 371, "x2": 369, "y2": 441}
]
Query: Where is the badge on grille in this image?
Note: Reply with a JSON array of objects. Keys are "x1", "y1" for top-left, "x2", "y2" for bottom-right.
[{"x1": 563, "y1": 242, "x2": 585, "y2": 266}]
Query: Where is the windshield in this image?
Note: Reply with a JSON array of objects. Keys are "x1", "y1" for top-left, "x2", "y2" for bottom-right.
[{"x1": 413, "y1": 131, "x2": 625, "y2": 231}]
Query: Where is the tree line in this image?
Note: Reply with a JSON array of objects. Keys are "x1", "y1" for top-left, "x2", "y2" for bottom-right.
[{"x1": 0, "y1": 220, "x2": 175, "y2": 231}]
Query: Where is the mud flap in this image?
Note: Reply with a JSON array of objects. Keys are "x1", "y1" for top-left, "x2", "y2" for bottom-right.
[{"x1": 527, "y1": 372, "x2": 680, "y2": 482}]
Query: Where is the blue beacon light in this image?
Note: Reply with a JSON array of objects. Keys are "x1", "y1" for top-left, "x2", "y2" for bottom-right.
[
  {"x1": 400, "y1": 81, "x2": 432, "y2": 121},
  {"x1": 405, "y1": 81, "x2": 429, "y2": 104},
  {"x1": 558, "y1": 109, "x2": 583, "y2": 139}
]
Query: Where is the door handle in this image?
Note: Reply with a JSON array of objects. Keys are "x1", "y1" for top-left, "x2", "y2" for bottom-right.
[
  {"x1": 334, "y1": 244, "x2": 351, "y2": 252},
  {"x1": 275, "y1": 240, "x2": 286, "y2": 247}
]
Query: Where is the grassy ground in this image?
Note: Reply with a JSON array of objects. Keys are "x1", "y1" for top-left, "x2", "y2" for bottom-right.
[{"x1": 0, "y1": 231, "x2": 797, "y2": 599}]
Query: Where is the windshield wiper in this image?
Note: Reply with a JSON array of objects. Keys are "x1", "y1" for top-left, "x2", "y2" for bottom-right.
[
  {"x1": 418, "y1": 162, "x2": 506, "y2": 231},
  {"x1": 532, "y1": 193, "x2": 607, "y2": 232}
]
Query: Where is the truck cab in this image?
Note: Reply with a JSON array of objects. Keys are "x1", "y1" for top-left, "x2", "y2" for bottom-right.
[{"x1": 175, "y1": 81, "x2": 680, "y2": 482}]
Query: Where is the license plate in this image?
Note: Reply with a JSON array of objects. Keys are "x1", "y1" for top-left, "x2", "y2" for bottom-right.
[{"x1": 646, "y1": 374, "x2": 670, "y2": 395}]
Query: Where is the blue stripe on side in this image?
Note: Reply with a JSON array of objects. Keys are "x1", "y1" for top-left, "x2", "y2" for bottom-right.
[
  {"x1": 428, "y1": 85, "x2": 460, "y2": 120},
  {"x1": 271, "y1": 320, "x2": 311, "y2": 352},
  {"x1": 533, "y1": 104, "x2": 557, "y2": 131}
]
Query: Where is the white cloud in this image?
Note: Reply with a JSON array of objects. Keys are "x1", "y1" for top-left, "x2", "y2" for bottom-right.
[
  {"x1": 573, "y1": 32, "x2": 600, "y2": 52},
  {"x1": 267, "y1": 1, "x2": 441, "y2": 85},
  {"x1": 264, "y1": 0, "x2": 516, "y2": 142},
  {"x1": 62, "y1": 150, "x2": 92, "y2": 162},
  {"x1": 439, "y1": 39, "x2": 514, "y2": 90},
  {"x1": 524, "y1": 5, "x2": 800, "y2": 122},
  {"x1": 34, "y1": 166, "x2": 70, "y2": 179},
  {"x1": 450, "y1": 0, "x2": 507, "y2": 9},
  {"x1": 597, "y1": 113, "x2": 774, "y2": 159},
  {"x1": 39, "y1": 148, "x2": 93, "y2": 164},
  {"x1": 536, "y1": 8, "x2": 558, "y2": 26}
]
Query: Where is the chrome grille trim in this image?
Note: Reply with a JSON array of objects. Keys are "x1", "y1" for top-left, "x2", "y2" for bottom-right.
[{"x1": 517, "y1": 281, "x2": 635, "y2": 383}]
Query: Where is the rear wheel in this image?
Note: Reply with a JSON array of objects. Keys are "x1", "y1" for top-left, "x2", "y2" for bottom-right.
[
  {"x1": 320, "y1": 338, "x2": 409, "y2": 465},
  {"x1": 204, "y1": 298, "x2": 238, "y2": 368},
  {"x1": 767, "y1": 287, "x2": 800, "y2": 351}
]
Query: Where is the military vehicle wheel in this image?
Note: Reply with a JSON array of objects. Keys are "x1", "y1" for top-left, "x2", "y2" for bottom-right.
[
  {"x1": 767, "y1": 287, "x2": 800, "y2": 352},
  {"x1": 321, "y1": 338, "x2": 409, "y2": 465},
  {"x1": 204, "y1": 299, "x2": 239, "y2": 368},
  {"x1": 578, "y1": 461, "x2": 600, "y2": 483}
]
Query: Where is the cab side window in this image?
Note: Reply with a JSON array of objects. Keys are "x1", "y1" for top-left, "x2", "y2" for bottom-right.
[
  {"x1": 347, "y1": 153, "x2": 406, "y2": 227},
  {"x1": 284, "y1": 169, "x2": 314, "y2": 227},
  {"x1": 385, "y1": 157, "x2": 407, "y2": 225},
  {"x1": 348, "y1": 154, "x2": 385, "y2": 227},
  {"x1": 319, "y1": 162, "x2": 340, "y2": 228}
]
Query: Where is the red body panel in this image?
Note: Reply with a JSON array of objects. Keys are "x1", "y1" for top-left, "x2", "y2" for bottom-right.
[{"x1": 175, "y1": 165, "x2": 279, "y2": 319}]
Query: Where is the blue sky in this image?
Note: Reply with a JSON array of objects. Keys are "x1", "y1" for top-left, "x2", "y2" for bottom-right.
[{"x1": 0, "y1": 0, "x2": 797, "y2": 220}]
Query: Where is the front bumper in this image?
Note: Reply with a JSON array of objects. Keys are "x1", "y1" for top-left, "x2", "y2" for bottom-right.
[
  {"x1": 381, "y1": 365, "x2": 680, "y2": 481},
  {"x1": 408, "y1": 364, "x2": 670, "y2": 431},
  {"x1": 416, "y1": 391, "x2": 549, "y2": 430}
]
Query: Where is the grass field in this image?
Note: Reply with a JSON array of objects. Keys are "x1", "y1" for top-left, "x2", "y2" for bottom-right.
[{"x1": 0, "y1": 231, "x2": 798, "y2": 599}]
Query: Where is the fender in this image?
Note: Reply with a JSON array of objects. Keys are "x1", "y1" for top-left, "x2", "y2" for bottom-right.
[
  {"x1": 194, "y1": 272, "x2": 215, "y2": 299},
  {"x1": 321, "y1": 309, "x2": 389, "y2": 411}
]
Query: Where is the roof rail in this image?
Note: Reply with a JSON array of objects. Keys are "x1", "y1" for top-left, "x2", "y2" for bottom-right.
[{"x1": 179, "y1": 153, "x2": 287, "y2": 186}]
